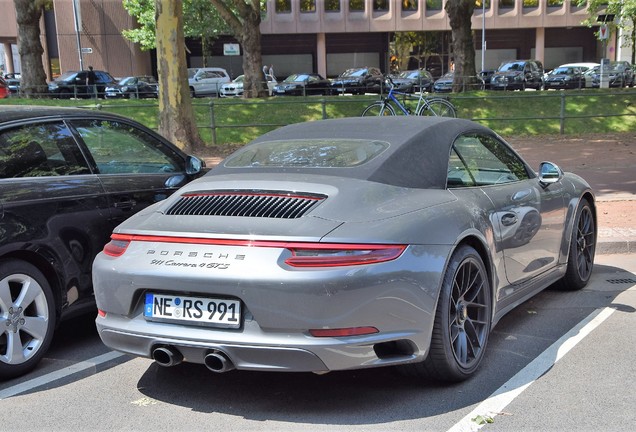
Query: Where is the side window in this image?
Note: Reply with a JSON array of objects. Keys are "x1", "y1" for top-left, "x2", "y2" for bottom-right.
[
  {"x1": 0, "y1": 122, "x2": 91, "y2": 178},
  {"x1": 451, "y1": 134, "x2": 530, "y2": 186},
  {"x1": 71, "y1": 119, "x2": 181, "y2": 175}
]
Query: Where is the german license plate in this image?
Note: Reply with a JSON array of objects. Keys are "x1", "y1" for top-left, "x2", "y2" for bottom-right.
[{"x1": 144, "y1": 293, "x2": 241, "y2": 328}]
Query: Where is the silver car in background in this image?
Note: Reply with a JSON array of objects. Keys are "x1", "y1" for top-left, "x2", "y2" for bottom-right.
[{"x1": 93, "y1": 117, "x2": 596, "y2": 383}]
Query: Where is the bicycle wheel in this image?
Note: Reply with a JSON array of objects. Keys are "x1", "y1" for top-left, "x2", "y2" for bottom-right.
[
  {"x1": 361, "y1": 102, "x2": 396, "y2": 117},
  {"x1": 417, "y1": 98, "x2": 457, "y2": 117}
]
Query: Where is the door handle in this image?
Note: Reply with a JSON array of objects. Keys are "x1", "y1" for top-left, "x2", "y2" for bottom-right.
[{"x1": 114, "y1": 199, "x2": 136, "y2": 210}]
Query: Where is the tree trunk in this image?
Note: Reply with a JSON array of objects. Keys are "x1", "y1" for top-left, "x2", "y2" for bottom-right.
[
  {"x1": 155, "y1": 0, "x2": 205, "y2": 153},
  {"x1": 445, "y1": 0, "x2": 479, "y2": 92},
  {"x1": 210, "y1": 0, "x2": 267, "y2": 98},
  {"x1": 239, "y1": 8, "x2": 267, "y2": 98},
  {"x1": 14, "y1": 0, "x2": 49, "y2": 98}
]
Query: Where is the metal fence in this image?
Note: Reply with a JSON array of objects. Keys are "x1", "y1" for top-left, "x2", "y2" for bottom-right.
[{"x1": 191, "y1": 90, "x2": 636, "y2": 144}]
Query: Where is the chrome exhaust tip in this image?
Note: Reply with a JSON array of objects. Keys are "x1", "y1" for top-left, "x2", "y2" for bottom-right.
[
  {"x1": 204, "y1": 351, "x2": 235, "y2": 373},
  {"x1": 152, "y1": 346, "x2": 183, "y2": 367}
]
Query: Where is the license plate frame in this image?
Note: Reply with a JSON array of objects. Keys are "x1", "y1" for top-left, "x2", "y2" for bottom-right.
[{"x1": 144, "y1": 293, "x2": 241, "y2": 329}]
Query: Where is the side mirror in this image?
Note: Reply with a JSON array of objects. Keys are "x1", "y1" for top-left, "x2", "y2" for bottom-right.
[
  {"x1": 186, "y1": 155, "x2": 204, "y2": 175},
  {"x1": 538, "y1": 161, "x2": 563, "y2": 185}
]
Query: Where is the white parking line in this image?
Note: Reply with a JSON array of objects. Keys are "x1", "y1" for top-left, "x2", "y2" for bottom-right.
[
  {"x1": 0, "y1": 351, "x2": 126, "y2": 400},
  {"x1": 447, "y1": 306, "x2": 616, "y2": 432}
]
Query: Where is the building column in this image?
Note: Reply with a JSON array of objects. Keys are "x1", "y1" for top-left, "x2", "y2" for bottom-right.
[
  {"x1": 3, "y1": 43, "x2": 15, "y2": 74},
  {"x1": 317, "y1": 32, "x2": 326, "y2": 77},
  {"x1": 535, "y1": 27, "x2": 545, "y2": 65}
]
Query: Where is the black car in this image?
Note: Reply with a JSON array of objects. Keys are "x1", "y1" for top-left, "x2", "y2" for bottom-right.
[
  {"x1": 0, "y1": 106, "x2": 205, "y2": 379},
  {"x1": 490, "y1": 60, "x2": 544, "y2": 91},
  {"x1": 390, "y1": 69, "x2": 434, "y2": 93},
  {"x1": 273, "y1": 73, "x2": 331, "y2": 96},
  {"x1": 544, "y1": 66, "x2": 585, "y2": 90},
  {"x1": 478, "y1": 70, "x2": 495, "y2": 89},
  {"x1": 105, "y1": 75, "x2": 159, "y2": 99},
  {"x1": 48, "y1": 69, "x2": 117, "y2": 99},
  {"x1": 330, "y1": 67, "x2": 384, "y2": 95}
]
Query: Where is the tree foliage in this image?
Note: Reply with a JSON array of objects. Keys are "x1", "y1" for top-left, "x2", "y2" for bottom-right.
[
  {"x1": 579, "y1": 0, "x2": 636, "y2": 63},
  {"x1": 392, "y1": 32, "x2": 442, "y2": 73},
  {"x1": 13, "y1": 0, "x2": 51, "y2": 97},
  {"x1": 123, "y1": 0, "x2": 229, "y2": 64}
]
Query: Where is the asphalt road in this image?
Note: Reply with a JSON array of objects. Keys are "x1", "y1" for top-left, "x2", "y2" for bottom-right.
[{"x1": 1, "y1": 254, "x2": 634, "y2": 432}]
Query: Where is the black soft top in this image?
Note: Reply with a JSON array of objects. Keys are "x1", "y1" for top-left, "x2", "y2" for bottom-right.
[{"x1": 213, "y1": 116, "x2": 496, "y2": 189}]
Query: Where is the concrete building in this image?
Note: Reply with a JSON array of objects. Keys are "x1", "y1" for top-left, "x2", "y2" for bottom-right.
[{"x1": 0, "y1": 0, "x2": 625, "y2": 81}]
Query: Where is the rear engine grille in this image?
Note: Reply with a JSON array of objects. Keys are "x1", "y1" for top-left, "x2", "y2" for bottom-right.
[{"x1": 166, "y1": 190, "x2": 326, "y2": 219}]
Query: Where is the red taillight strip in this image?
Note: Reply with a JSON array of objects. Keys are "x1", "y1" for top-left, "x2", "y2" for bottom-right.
[{"x1": 109, "y1": 233, "x2": 406, "y2": 266}]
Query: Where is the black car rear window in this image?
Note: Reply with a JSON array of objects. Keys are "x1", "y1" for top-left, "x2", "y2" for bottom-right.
[{"x1": 224, "y1": 139, "x2": 389, "y2": 168}]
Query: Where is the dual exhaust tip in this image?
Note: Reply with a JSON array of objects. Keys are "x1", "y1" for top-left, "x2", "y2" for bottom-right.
[{"x1": 152, "y1": 346, "x2": 235, "y2": 373}]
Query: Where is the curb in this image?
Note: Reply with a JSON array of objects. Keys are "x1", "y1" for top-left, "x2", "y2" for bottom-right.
[{"x1": 597, "y1": 228, "x2": 636, "y2": 255}]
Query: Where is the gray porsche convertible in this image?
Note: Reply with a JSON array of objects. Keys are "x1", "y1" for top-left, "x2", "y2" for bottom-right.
[{"x1": 93, "y1": 116, "x2": 596, "y2": 382}]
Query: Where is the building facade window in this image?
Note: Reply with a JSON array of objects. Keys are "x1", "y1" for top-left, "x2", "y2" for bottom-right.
[
  {"x1": 275, "y1": 0, "x2": 292, "y2": 13},
  {"x1": 427, "y1": 0, "x2": 443, "y2": 10},
  {"x1": 499, "y1": 0, "x2": 515, "y2": 8},
  {"x1": 374, "y1": 0, "x2": 389, "y2": 11},
  {"x1": 402, "y1": 0, "x2": 419, "y2": 11},
  {"x1": 301, "y1": 0, "x2": 317, "y2": 12},
  {"x1": 475, "y1": 0, "x2": 491, "y2": 10},
  {"x1": 325, "y1": 0, "x2": 341, "y2": 12},
  {"x1": 349, "y1": 0, "x2": 365, "y2": 11},
  {"x1": 547, "y1": 0, "x2": 564, "y2": 6}
]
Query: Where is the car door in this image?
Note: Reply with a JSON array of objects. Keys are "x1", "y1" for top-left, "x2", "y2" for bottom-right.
[
  {"x1": 68, "y1": 118, "x2": 195, "y2": 228},
  {"x1": 451, "y1": 133, "x2": 566, "y2": 288},
  {"x1": 0, "y1": 120, "x2": 108, "y2": 307}
]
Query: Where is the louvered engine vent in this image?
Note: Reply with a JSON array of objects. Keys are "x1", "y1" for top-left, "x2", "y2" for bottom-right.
[{"x1": 165, "y1": 190, "x2": 326, "y2": 219}]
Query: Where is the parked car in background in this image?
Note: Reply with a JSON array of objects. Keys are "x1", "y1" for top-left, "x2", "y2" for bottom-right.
[
  {"x1": 48, "y1": 69, "x2": 116, "y2": 99},
  {"x1": 330, "y1": 67, "x2": 383, "y2": 95},
  {"x1": 273, "y1": 73, "x2": 331, "y2": 96},
  {"x1": 92, "y1": 116, "x2": 596, "y2": 382},
  {"x1": 586, "y1": 61, "x2": 634, "y2": 88},
  {"x1": 608, "y1": 61, "x2": 634, "y2": 87},
  {"x1": 0, "y1": 77, "x2": 8, "y2": 99},
  {"x1": 478, "y1": 70, "x2": 495, "y2": 89},
  {"x1": 558, "y1": 63, "x2": 599, "y2": 88},
  {"x1": 220, "y1": 74, "x2": 245, "y2": 98},
  {"x1": 543, "y1": 66, "x2": 585, "y2": 90},
  {"x1": 105, "y1": 75, "x2": 158, "y2": 99},
  {"x1": 433, "y1": 72, "x2": 454, "y2": 93},
  {"x1": 188, "y1": 67, "x2": 231, "y2": 97},
  {"x1": 391, "y1": 69, "x2": 434, "y2": 93},
  {"x1": 0, "y1": 106, "x2": 206, "y2": 379},
  {"x1": 490, "y1": 60, "x2": 544, "y2": 90},
  {"x1": 3, "y1": 72, "x2": 20, "y2": 94}
]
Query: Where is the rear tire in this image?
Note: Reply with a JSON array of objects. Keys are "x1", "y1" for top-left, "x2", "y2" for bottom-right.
[
  {"x1": 361, "y1": 102, "x2": 396, "y2": 116},
  {"x1": 555, "y1": 199, "x2": 596, "y2": 291},
  {"x1": 399, "y1": 245, "x2": 491, "y2": 382},
  {"x1": 417, "y1": 98, "x2": 457, "y2": 117},
  {"x1": 0, "y1": 259, "x2": 56, "y2": 380}
]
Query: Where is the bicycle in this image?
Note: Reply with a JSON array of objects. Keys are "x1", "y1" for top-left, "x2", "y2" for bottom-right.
[{"x1": 361, "y1": 77, "x2": 457, "y2": 117}]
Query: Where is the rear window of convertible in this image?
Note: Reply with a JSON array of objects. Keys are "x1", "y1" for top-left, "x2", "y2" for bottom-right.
[{"x1": 224, "y1": 139, "x2": 390, "y2": 168}]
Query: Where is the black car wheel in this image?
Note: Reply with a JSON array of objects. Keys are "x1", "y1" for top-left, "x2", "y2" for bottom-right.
[
  {"x1": 399, "y1": 245, "x2": 491, "y2": 382},
  {"x1": 0, "y1": 259, "x2": 56, "y2": 380},
  {"x1": 556, "y1": 199, "x2": 595, "y2": 291}
]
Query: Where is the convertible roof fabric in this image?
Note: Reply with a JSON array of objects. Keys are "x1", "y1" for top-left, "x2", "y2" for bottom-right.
[{"x1": 213, "y1": 116, "x2": 496, "y2": 189}]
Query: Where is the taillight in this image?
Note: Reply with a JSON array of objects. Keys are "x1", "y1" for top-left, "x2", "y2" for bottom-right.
[
  {"x1": 103, "y1": 235, "x2": 132, "y2": 257},
  {"x1": 285, "y1": 245, "x2": 405, "y2": 267}
]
